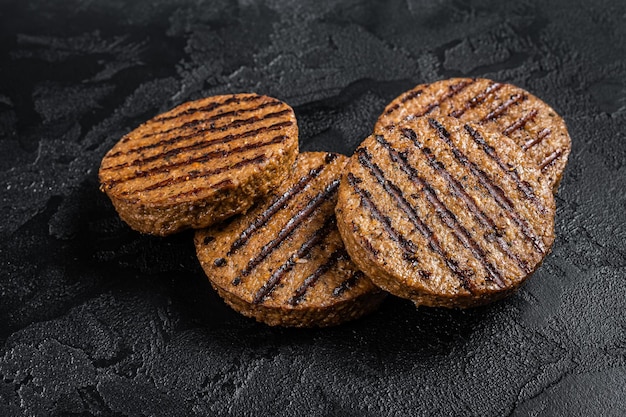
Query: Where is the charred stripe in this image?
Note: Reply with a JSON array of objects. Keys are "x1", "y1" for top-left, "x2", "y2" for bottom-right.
[
  {"x1": 539, "y1": 150, "x2": 563, "y2": 170},
  {"x1": 107, "y1": 120, "x2": 292, "y2": 176},
  {"x1": 384, "y1": 89, "x2": 424, "y2": 115},
  {"x1": 134, "y1": 103, "x2": 287, "y2": 144},
  {"x1": 209, "y1": 179, "x2": 233, "y2": 190},
  {"x1": 332, "y1": 271, "x2": 365, "y2": 297},
  {"x1": 232, "y1": 180, "x2": 340, "y2": 285},
  {"x1": 153, "y1": 94, "x2": 264, "y2": 123},
  {"x1": 106, "y1": 110, "x2": 291, "y2": 164},
  {"x1": 371, "y1": 139, "x2": 504, "y2": 288},
  {"x1": 463, "y1": 124, "x2": 547, "y2": 214},
  {"x1": 165, "y1": 178, "x2": 235, "y2": 200},
  {"x1": 346, "y1": 173, "x2": 443, "y2": 288},
  {"x1": 105, "y1": 134, "x2": 286, "y2": 188},
  {"x1": 502, "y1": 109, "x2": 538, "y2": 136},
  {"x1": 427, "y1": 119, "x2": 546, "y2": 253},
  {"x1": 405, "y1": 133, "x2": 534, "y2": 271},
  {"x1": 522, "y1": 128, "x2": 552, "y2": 151},
  {"x1": 449, "y1": 82, "x2": 504, "y2": 118},
  {"x1": 251, "y1": 216, "x2": 337, "y2": 304},
  {"x1": 405, "y1": 79, "x2": 476, "y2": 120},
  {"x1": 347, "y1": 173, "x2": 418, "y2": 256},
  {"x1": 120, "y1": 154, "x2": 267, "y2": 196},
  {"x1": 288, "y1": 248, "x2": 347, "y2": 306},
  {"x1": 480, "y1": 93, "x2": 527, "y2": 123},
  {"x1": 493, "y1": 235, "x2": 530, "y2": 273},
  {"x1": 227, "y1": 156, "x2": 337, "y2": 255}
]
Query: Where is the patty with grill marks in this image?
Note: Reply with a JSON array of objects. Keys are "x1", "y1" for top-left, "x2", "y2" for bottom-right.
[
  {"x1": 99, "y1": 93, "x2": 299, "y2": 236},
  {"x1": 376, "y1": 78, "x2": 571, "y2": 192},
  {"x1": 195, "y1": 152, "x2": 386, "y2": 327},
  {"x1": 336, "y1": 116, "x2": 556, "y2": 308}
]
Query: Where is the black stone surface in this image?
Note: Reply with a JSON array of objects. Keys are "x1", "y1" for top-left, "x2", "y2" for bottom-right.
[{"x1": 1, "y1": 0, "x2": 625, "y2": 415}]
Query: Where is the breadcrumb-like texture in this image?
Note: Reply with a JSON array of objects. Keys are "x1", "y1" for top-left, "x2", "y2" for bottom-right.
[
  {"x1": 195, "y1": 152, "x2": 385, "y2": 327},
  {"x1": 337, "y1": 116, "x2": 555, "y2": 308},
  {"x1": 99, "y1": 93, "x2": 299, "y2": 235},
  {"x1": 376, "y1": 78, "x2": 571, "y2": 192}
]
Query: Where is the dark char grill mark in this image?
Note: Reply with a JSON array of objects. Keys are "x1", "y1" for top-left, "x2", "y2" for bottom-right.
[
  {"x1": 106, "y1": 111, "x2": 291, "y2": 165},
  {"x1": 227, "y1": 156, "x2": 336, "y2": 255},
  {"x1": 428, "y1": 119, "x2": 546, "y2": 254},
  {"x1": 404, "y1": 131, "x2": 531, "y2": 273},
  {"x1": 405, "y1": 79, "x2": 476, "y2": 121},
  {"x1": 136, "y1": 101, "x2": 284, "y2": 142},
  {"x1": 402, "y1": 89, "x2": 424, "y2": 104},
  {"x1": 480, "y1": 93, "x2": 527, "y2": 123},
  {"x1": 347, "y1": 172, "x2": 417, "y2": 255},
  {"x1": 384, "y1": 89, "x2": 424, "y2": 115},
  {"x1": 232, "y1": 180, "x2": 340, "y2": 286},
  {"x1": 371, "y1": 139, "x2": 504, "y2": 289},
  {"x1": 502, "y1": 109, "x2": 538, "y2": 136},
  {"x1": 333, "y1": 271, "x2": 365, "y2": 297},
  {"x1": 463, "y1": 124, "x2": 547, "y2": 214},
  {"x1": 107, "y1": 121, "x2": 292, "y2": 185},
  {"x1": 122, "y1": 154, "x2": 267, "y2": 196},
  {"x1": 153, "y1": 94, "x2": 263, "y2": 123},
  {"x1": 359, "y1": 232, "x2": 380, "y2": 257},
  {"x1": 171, "y1": 178, "x2": 234, "y2": 200},
  {"x1": 251, "y1": 217, "x2": 337, "y2": 304},
  {"x1": 357, "y1": 146, "x2": 448, "y2": 265},
  {"x1": 522, "y1": 128, "x2": 551, "y2": 151},
  {"x1": 209, "y1": 179, "x2": 233, "y2": 190},
  {"x1": 288, "y1": 248, "x2": 347, "y2": 306},
  {"x1": 539, "y1": 150, "x2": 563, "y2": 170},
  {"x1": 449, "y1": 82, "x2": 504, "y2": 118},
  {"x1": 348, "y1": 172, "x2": 442, "y2": 290},
  {"x1": 105, "y1": 134, "x2": 286, "y2": 188}
]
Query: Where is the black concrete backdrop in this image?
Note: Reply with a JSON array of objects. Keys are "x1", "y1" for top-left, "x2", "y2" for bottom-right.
[{"x1": 1, "y1": 0, "x2": 625, "y2": 416}]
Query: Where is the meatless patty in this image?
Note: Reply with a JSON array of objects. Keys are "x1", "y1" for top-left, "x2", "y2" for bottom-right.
[
  {"x1": 195, "y1": 152, "x2": 386, "y2": 327},
  {"x1": 336, "y1": 116, "x2": 555, "y2": 308},
  {"x1": 376, "y1": 78, "x2": 571, "y2": 192},
  {"x1": 99, "y1": 93, "x2": 299, "y2": 236}
]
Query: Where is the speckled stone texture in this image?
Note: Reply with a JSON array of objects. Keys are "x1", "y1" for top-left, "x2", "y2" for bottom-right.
[{"x1": 0, "y1": 0, "x2": 625, "y2": 416}]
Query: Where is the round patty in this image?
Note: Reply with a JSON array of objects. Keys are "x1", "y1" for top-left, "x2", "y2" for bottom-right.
[
  {"x1": 336, "y1": 116, "x2": 556, "y2": 308},
  {"x1": 99, "y1": 93, "x2": 299, "y2": 236},
  {"x1": 376, "y1": 78, "x2": 571, "y2": 192},
  {"x1": 195, "y1": 152, "x2": 386, "y2": 327}
]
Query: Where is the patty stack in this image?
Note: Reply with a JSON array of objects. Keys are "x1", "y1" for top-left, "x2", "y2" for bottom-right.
[
  {"x1": 99, "y1": 79, "x2": 570, "y2": 326},
  {"x1": 99, "y1": 93, "x2": 386, "y2": 327}
]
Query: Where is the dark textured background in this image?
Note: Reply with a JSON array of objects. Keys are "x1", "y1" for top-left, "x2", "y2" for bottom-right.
[{"x1": 1, "y1": 0, "x2": 625, "y2": 415}]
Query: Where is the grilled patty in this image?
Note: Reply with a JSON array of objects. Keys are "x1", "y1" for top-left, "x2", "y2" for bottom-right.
[
  {"x1": 376, "y1": 78, "x2": 571, "y2": 192},
  {"x1": 336, "y1": 116, "x2": 555, "y2": 308},
  {"x1": 99, "y1": 93, "x2": 299, "y2": 236},
  {"x1": 195, "y1": 152, "x2": 386, "y2": 327}
]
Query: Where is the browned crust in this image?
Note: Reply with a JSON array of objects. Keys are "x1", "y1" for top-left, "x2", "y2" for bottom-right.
[
  {"x1": 212, "y1": 281, "x2": 385, "y2": 327},
  {"x1": 98, "y1": 93, "x2": 299, "y2": 235},
  {"x1": 336, "y1": 116, "x2": 555, "y2": 308},
  {"x1": 336, "y1": 200, "x2": 521, "y2": 308},
  {"x1": 376, "y1": 78, "x2": 571, "y2": 192},
  {"x1": 195, "y1": 152, "x2": 386, "y2": 327}
]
